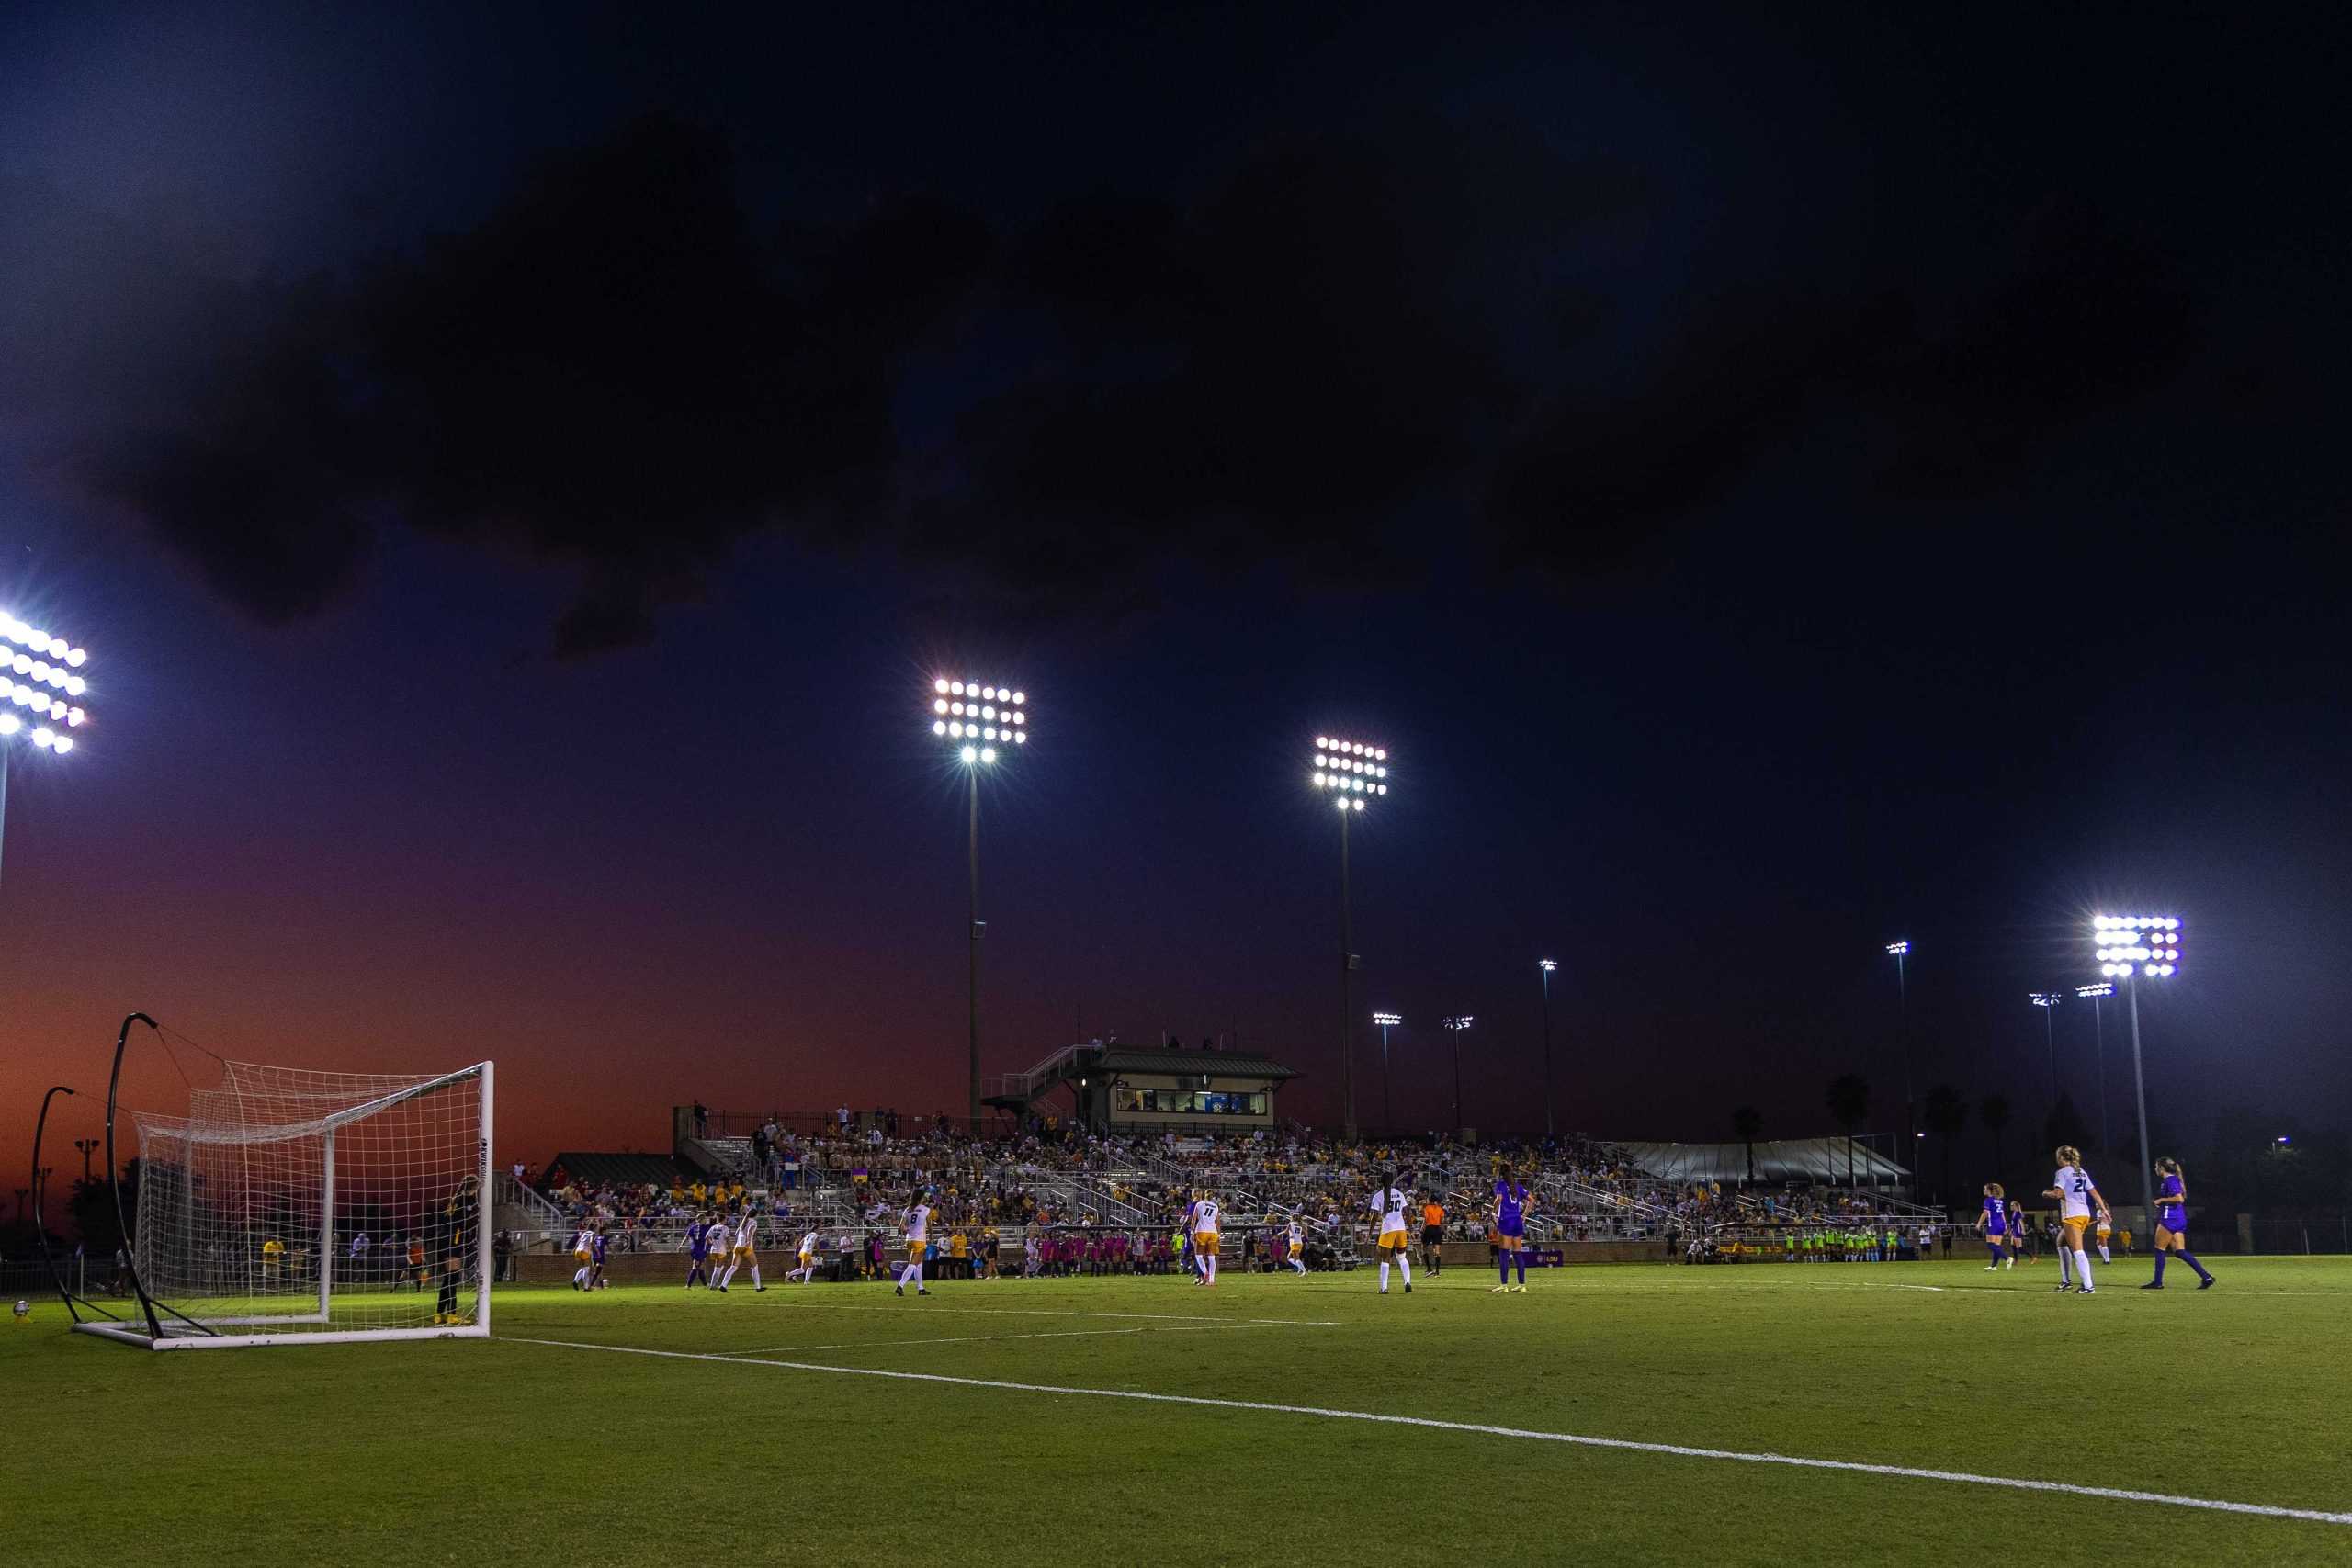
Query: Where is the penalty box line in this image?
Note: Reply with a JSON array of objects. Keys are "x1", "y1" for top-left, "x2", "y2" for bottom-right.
[
  {"x1": 507, "y1": 1337, "x2": 2352, "y2": 1529},
  {"x1": 732, "y1": 1322, "x2": 1315, "y2": 1355}
]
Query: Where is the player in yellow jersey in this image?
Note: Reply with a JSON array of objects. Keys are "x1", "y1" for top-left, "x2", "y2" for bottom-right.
[
  {"x1": 719, "y1": 1209, "x2": 763, "y2": 1292},
  {"x1": 260, "y1": 1236, "x2": 285, "y2": 1283},
  {"x1": 1193, "y1": 1194, "x2": 1222, "y2": 1286}
]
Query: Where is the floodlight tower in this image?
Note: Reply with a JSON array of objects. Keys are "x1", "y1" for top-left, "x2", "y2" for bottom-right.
[
  {"x1": 1537, "y1": 959, "x2": 1558, "y2": 1140},
  {"x1": 927, "y1": 676, "x2": 1031, "y2": 1125},
  {"x1": 1883, "y1": 942, "x2": 1912, "y2": 1185},
  {"x1": 1441, "y1": 1015, "x2": 1473, "y2": 1138},
  {"x1": 1310, "y1": 735, "x2": 1390, "y2": 1143},
  {"x1": 2094, "y1": 913, "x2": 2180, "y2": 1250},
  {"x1": 2075, "y1": 982, "x2": 2114, "y2": 1154},
  {"x1": 0, "y1": 609, "x2": 94, "y2": 889},
  {"x1": 1373, "y1": 1012, "x2": 1401, "y2": 1133},
  {"x1": 2028, "y1": 992, "x2": 2064, "y2": 1107}
]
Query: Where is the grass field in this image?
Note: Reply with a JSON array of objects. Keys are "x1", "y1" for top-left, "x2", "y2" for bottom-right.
[{"x1": 9, "y1": 1256, "x2": 2350, "y2": 1565}]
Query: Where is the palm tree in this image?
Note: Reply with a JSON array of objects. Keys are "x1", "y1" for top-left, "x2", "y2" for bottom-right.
[
  {"x1": 1825, "y1": 1074, "x2": 1870, "y2": 1189},
  {"x1": 1732, "y1": 1106, "x2": 1763, "y2": 1186},
  {"x1": 1921, "y1": 1084, "x2": 1967, "y2": 1207},
  {"x1": 1980, "y1": 1093, "x2": 2012, "y2": 1182}
]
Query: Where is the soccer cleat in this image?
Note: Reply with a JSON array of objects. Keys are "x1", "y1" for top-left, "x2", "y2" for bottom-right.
[
  {"x1": 2075, "y1": 1287, "x2": 2095, "y2": 1295},
  {"x1": 2140, "y1": 1282, "x2": 2163, "y2": 1290},
  {"x1": 917, "y1": 1288, "x2": 929, "y2": 1296},
  {"x1": 1404, "y1": 1283, "x2": 1412, "y2": 1293},
  {"x1": 1488, "y1": 1285, "x2": 1508, "y2": 1293},
  {"x1": 2052, "y1": 1283, "x2": 2073, "y2": 1292},
  {"x1": 895, "y1": 1285, "x2": 904, "y2": 1296},
  {"x1": 754, "y1": 1286, "x2": 766, "y2": 1292},
  {"x1": 2198, "y1": 1276, "x2": 2216, "y2": 1290},
  {"x1": 1510, "y1": 1285, "x2": 1527, "y2": 1293}
]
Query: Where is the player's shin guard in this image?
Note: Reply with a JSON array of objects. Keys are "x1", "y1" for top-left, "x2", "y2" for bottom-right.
[
  {"x1": 1204, "y1": 1255, "x2": 1216, "y2": 1283},
  {"x1": 1512, "y1": 1251, "x2": 1523, "y2": 1285},
  {"x1": 2177, "y1": 1249, "x2": 2212, "y2": 1282},
  {"x1": 2073, "y1": 1249, "x2": 2093, "y2": 1289},
  {"x1": 749, "y1": 1265, "x2": 762, "y2": 1287},
  {"x1": 1398, "y1": 1254, "x2": 1412, "y2": 1286},
  {"x1": 1500, "y1": 1253, "x2": 1511, "y2": 1286},
  {"x1": 2098, "y1": 1244, "x2": 2110, "y2": 1263},
  {"x1": 1379, "y1": 1259, "x2": 1391, "y2": 1292}
]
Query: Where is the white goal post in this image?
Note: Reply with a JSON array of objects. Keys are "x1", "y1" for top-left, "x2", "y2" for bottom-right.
[{"x1": 76, "y1": 1058, "x2": 493, "y2": 1350}]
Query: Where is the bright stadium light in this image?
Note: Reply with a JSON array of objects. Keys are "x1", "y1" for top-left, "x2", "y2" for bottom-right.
[
  {"x1": 1, "y1": 604, "x2": 97, "y2": 892},
  {"x1": 1311, "y1": 732, "x2": 1395, "y2": 1142},
  {"x1": 2092, "y1": 911, "x2": 2181, "y2": 1254},
  {"x1": 927, "y1": 675, "x2": 1034, "y2": 1126}
]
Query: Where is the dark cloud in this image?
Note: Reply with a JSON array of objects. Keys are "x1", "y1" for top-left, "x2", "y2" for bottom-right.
[{"x1": 2, "y1": 100, "x2": 2217, "y2": 653}]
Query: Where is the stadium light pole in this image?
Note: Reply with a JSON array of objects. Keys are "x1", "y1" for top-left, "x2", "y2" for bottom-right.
[
  {"x1": 2075, "y1": 982, "x2": 2114, "y2": 1154},
  {"x1": 2028, "y1": 992, "x2": 2064, "y2": 1109},
  {"x1": 1883, "y1": 942, "x2": 1913, "y2": 1195},
  {"x1": 1373, "y1": 1013, "x2": 1401, "y2": 1134},
  {"x1": 1538, "y1": 959, "x2": 1558, "y2": 1140},
  {"x1": 928, "y1": 676, "x2": 1030, "y2": 1127},
  {"x1": 1442, "y1": 1016, "x2": 1473, "y2": 1139},
  {"x1": 1311, "y1": 734, "x2": 1390, "y2": 1144},
  {"x1": 0, "y1": 609, "x2": 93, "y2": 891},
  {"x1": 2095, "y1": 913, "x2": 2179, "y2": 1249}
]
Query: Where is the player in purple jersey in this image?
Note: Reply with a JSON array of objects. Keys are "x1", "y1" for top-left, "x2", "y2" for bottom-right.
[
  {"x1": 586, "y1": 1226, "x2": 609, "y2": 1291},
  {"x1": 684, "y1": 1215, "x2": 711, "y2": 1289},
  {"x1": 1973, "y1": 1182, "x2": 2013, "y2": 1270},
  {"x1": 2143, "y1": 1157, "x2": 2216, "y2": 1290},
  {"x1": 1491, "y1": 1176, "x2": 1532, "y2": 1293}
]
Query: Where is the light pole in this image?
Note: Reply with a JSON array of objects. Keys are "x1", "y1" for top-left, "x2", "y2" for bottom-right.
[
  {"x1": 928, "y1": 676, "x2": 1031, "y2": 1127},
  {"x1": 2096, "y1": 913, "x2": 2179, "y2": 1250},
  {"x1": 2028, "y1": 992, "x2": 2064, "y2": 1110},
  {"x1": 1373, "y1": 1013, "x2": 1401, "y2": 1134},
  {"x1": 1537, "y1": 959, "x2": 1558, "y2": 1140},
  {"x1": 1312, "y1": 735, "x2": 1390, "y2": 1144},
  {"x1": 1442, "y1": 1016, "x2": 1473, "y2": 1139},
  {"x1": 2075, "y1": 982, "x2": 2114, "y2": 1154},
  {"x1": 0, "y1": 609, "x2": 93, "y2": 888},
  {"x1": 74, "y1": 1137, "x2": 100, "y2": 1184},
  {"x1": 1883, "y1": 942, "x2": 1912, "y2": 1191}
]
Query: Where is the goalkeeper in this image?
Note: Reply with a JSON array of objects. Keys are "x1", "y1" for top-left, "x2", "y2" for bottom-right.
[{"x1": 435, "y1": 1175, "x2": 481, "y2": 1325}]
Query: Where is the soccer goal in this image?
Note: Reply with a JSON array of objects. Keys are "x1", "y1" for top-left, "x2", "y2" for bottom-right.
[{"x1": 77, "y1": 1043, "x2": 492, "y2": 1350}]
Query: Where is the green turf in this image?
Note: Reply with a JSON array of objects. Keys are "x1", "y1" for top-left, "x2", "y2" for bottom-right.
[{"x1": 8, "y1": 1257, "x2": 2347, "y2": 1565}]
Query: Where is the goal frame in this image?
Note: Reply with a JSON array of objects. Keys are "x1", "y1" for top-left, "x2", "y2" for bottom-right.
[{"x1": 74, "y1": 1012, "x2": 494, "y2": 1350}]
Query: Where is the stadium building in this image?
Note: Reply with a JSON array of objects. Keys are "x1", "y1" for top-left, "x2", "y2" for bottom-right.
[{"x1": 987, "y1": 1041, "x2": 1299, "y2": 1134}]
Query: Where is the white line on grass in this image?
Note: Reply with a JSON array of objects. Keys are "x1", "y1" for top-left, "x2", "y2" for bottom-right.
[
  {"x1": 727, "y1": 1299, "x2": 1339, "y2": 1326},
  {"x1": 732, "y1": 1322, "x2": 1315, "y2": 1355},
  {"x1": 508, "y1": 1337, "x2": 2352, "y2": 1528}
]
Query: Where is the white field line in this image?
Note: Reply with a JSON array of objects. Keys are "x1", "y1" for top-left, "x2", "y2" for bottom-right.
[
  {"x1": 713, "y1": 1298, "x2": 1339, "y2": 1326},
  {"x1": 508, "y1": 1337, "x2": 2352, "y2": 1528},
  {"x1": 733, "y1": 1322, "x2": 1321, "y2": 1355}
]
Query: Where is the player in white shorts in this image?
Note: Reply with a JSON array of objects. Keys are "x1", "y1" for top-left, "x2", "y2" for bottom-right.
[
  {"x1": 570, "y1": 1227, "x2": 594, "y2": 1291},
  {"x1": 790, "y1": 1230, "x2": 820, "y2": 1283},
  {"x1": 897, "y1": 1190, "x2": 933, "y2": 1297},
  {"x1": 1369, "y1": 1177, "x2": 1413, "y2": 1295},
  {"x1": 1284, "y1": 1217, "x2": 1307, "y2": 1275},
  {"x1": 2042, "y1": 1145, "x2": 2110, "y2": 1296},
  {"x1": 704, "y1": 1218, "x2": 731, "y2": 1289},
  {"x1": 720, "y1": 1211, "x2": 762, "y2": 1292},
  {"x1": 1192, "y1": 1195, "x2": 1222, "y2": 1285}
]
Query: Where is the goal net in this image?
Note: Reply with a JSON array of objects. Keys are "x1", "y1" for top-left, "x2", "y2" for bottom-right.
[{"x1": 76, "y1": 1059, "x2": 492, "y2": 1349}]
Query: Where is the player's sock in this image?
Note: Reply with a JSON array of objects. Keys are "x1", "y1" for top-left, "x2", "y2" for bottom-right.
[
  {"x1": 2178, "y1": 1249, "x2": 2211, "y2": 1282},
  {"x1": 2057, "y1": 1249, "x2": 2072, "y2": 1286},
  {"x1": 2073, "y1": 1249, "x2": 2093, "y2": 1290},
  {"x1": 750, "y1": 1266, "x2": 762, "y2": 1287},
  {"x1": 2098, "y1": 1244, "x2": 2110, "y2": 1263},
  {"x1": 1379, "y1": 1259, "x2": 1390, "y2": 1292},
  {"x1": 721, "y1": 1263, "x2": 739, "y2": 1288},
  {"x1": 1512, "y1": 1253, "x2": 1522, "y2": 1285},
  {"x1": 1500, "y1": 1254, "x2": 1511, "y2": 1286},
  {"x1": 2153, "y1": 1252, "x2": 2167, "y2": 1285},
  {"x1": 910, "y1": 1262, "x2": 924, "y2": 1290},
  {"x1": 1398, "y1": 1254, "x2": 1412, "y2": 1287},
  {"x1": 1204, "y1": 1255, "x2": 1216, "y2": 1284}
]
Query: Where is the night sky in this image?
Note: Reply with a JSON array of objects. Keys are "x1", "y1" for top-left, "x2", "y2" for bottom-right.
[{"x1": 3, "y1": 4, "x2": 2346, "y2": 1189}]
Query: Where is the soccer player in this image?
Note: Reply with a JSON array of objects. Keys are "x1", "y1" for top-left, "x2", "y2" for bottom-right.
[
  {"x1": 405, "y1": 1234, "x2": 427, "y2": 1292},
  {"x1": 684, "y1": 1213, "x2": 712, "y2": 1289},
  {"x1": 790, "y1": 1228, "x2": 820, "y2": 1284},
  {"x1": 1192, "y1": 1193, "x2": 1222, "y2": 1286},
  {"x1": 2144, "y1": 1157, "x2": 2216, "y2": 1290},
  {"x1": 1975, "y1": 1183, "x2": 2012, "y2": 1269},
  {"x1": 721, "y1": 1209, "x2": 762, "y2": 1292},
  {"x1": 897, "y1": 1189, "x2": 933, "y2": 1297},
  {"x1": 2094, "y1": 1213, "x2": 2114, "y2": 1265},
  {"x1": 2042, "y1": 1145, "x2": 2109, "y2": 1296},
  {"x1": 1369, "y1": 1175, "x2": 1413, "y2": 1295},
  {"x1": 586, "y1": 1225, "x2": 609, "y2": 1291},
  {"x1": 705, "y1": 1216, "x2": 731, "y2": 1289},
  {"x1": 2007, "y1": 1199, "x2": 2030, "y2": 1264},
  {"x1": 571, "y1": 1225, "x2": 595, "y2": 1291},
  {"x1": 435, "y1": 1175, "x2": 479, "y2": 1325},
  {"x1": 260, "y1": 1235, "x2": 285, "y2": 1284},
  {"x1": 1284, "y1": 1216, "x2": 1308, "y2": 1275},
  {"x1": 1492, "y1": 1174, "x2": 1532, "y2": 1293}
]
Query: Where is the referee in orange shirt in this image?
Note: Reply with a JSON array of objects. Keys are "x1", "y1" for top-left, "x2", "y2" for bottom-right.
[{"x1": 1420, "y1": 1198, "x2": 1446, "y2": 1275}]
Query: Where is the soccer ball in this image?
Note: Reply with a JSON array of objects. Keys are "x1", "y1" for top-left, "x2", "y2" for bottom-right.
[{"x1": 11, "y1": 1300, "x2": 28, "y2": 1323}]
